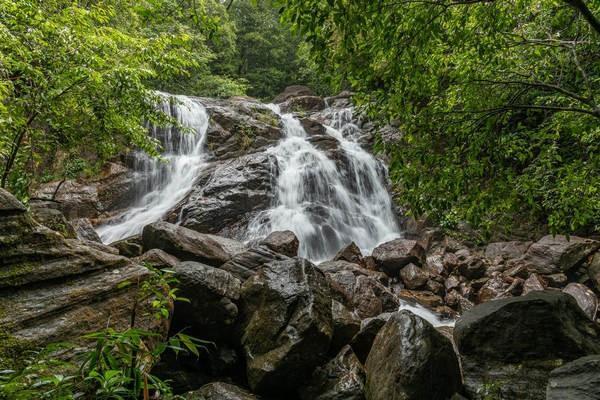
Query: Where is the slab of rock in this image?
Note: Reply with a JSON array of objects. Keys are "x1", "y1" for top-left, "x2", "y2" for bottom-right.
[
  {"x1": 112, "y1": 234, "x2": 144, "y2": 258},
  {"x1": 301, "y1": 346, "x2": 365, "y2": 400},
  {"x1": 333, "y1": 242, "x2": 364, "y2": 266},
  {"x1": 0, "y1": 188, "x2": 26, "y2": 214},
  {"x1": 522, "y1": 273, "x2": 547, "y2": 295},
  {"x1": 331, "y1": 300, "x2": 361, "y2": 354},
  {"x1": 186, "y1": 382, "x2": 258, "y2": 400},
  {"x1": 371, "y1": 238, "x2": 425, "y2": 277},
  {"x1": 485, "y1": 241, "x2": 531, "y2": 260},
  {"x1": 454, "y1": 291, "x2": 600, "y2": 399},
  {"x1": 220, "y1": 244, "x2": 290, "y2": 280},
  {"x1": 260, "y1": 230, "x2": 299, "y2": 257},
  {"x1": 280, "y1": 96, "x2": 326, "y2": 113},
  {"x1": 399, "y1": 263, "x2": 429, "y2": 289},
  {"x1": 135, "y1": 249, "x2": 180, "y2": 270},
  {"x1": 239, "y1": 258, "x2": 333, "y2": 395},
  {"x1": 172, "y1": 262, "x2": 241, "y2": 340},
  {"x1": 70, "y1": 218, "x2": 102, "y2": 242},
  {"x1": 546, "y1": 355, "x2": 600, "y2": 400},
  {"x1": 563, "y1": 283, "x2": 598, "y2": 320},
  {"x1": 273, "y1": 85, "x2": 316, "y2": 103},
  {"x1": 520, "y1": 235, "x2": 599, "y2": 274},
  {"x1": 365, "y1": 311, "x2": 462, "y2": 400},
  {"x1": 142, "y1": 221, "x2": 243, "y2": 267},
  {"x1": 29, "y1": 200, "x2": 77, "y2": 238},
  {"x1": 349, "y1": 313, "x2": 393, "y2": 364}
]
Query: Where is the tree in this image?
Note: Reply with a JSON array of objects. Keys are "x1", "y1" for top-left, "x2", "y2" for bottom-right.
[{"x1": 282, "y1": 0, "x2": 600, "y2": 236}]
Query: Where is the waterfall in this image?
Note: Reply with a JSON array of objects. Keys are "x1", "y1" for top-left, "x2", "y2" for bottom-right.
[
  {"x1": 246, "y1": 105, "x2": 400, "y2": 262},
  {"x1": 97, "y1": 94, "x2": 209, "y2": 244}
]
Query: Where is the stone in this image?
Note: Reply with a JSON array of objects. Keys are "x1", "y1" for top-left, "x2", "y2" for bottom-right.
[
  {"x1": 371, "y1": 238, "x2": 426, "y2": 276},
  {"x1": 424, "y1": 254, "x2": 445, "y2": 276},
  {"x1": 457, "y1": 255, "x2": 486, "y2": 279},
  {"x1": 544, "y1": 273, "x2": 568, "y2": 288},
  {"x1": 333, "y1": 242, "x2": 364, "y2": 266},
  {"x1": 273, "y1": 85, "x2": 316, "y2": 103},
  {"x1": 280, "y1": 96, "x2": 326, "y2": 113},
  {"x1": 135, "y1": 249, "x2": 180, "y2": 270},
  {"x1": 260, "y1": 230, "x2": 299, "y2": 257},
  {"x1": 142, "y1": 221, "x2": 244, "y2": 267},
  {"x1": 477, "y1": 275, "x2": 509, "y2": 303},
  {"x1": 112, "y1": 235, "x2": 144, "y2": 258},
  {"x1": 400, "y1": 290, "x2": 444, "y2": 308},
  {"x1": 521, "y1": 235, "x2": 599, "y2": 274},
  {"x1": 443, "y1": 252, "x2": 460, "y2": 272},
  {"x1": 522, "y1": 273, "x2": 547, "y2": 295},
  {"x1": 426, "y1": 279, "x2": 445, "y2": 296},
  {"x1": 70, "y1": 218, "x2": 102, "y2": 242},
  {"x1": 172, "y1": 262, "x2": 241, "y2": 340},
  {"x1": 485, "y1": 241, "x2": 531, "y2": 260},
  {"x1": 185, "y1": 382, "x2": 258, "y2": 400},
  {"x1": 300, "y1": 117, "x2": 327, "y2": 136},
  {"x1": 29, "y1": 200, "x2": 77, "y2": 238},
  {"x1": 563, "y1": 283, "x2": 598, "y2": 320},
  {"x1": 331, "y1": 300, "x2": 361, "y2": 354},
  {"x1": 364, "y1": 311, "x2": 462, "y2": 400},
  {"x1": 220, "y1": 245, "x2": 290, "y2": 280},
  {"x1": 546, "y1": 355, "x2": 600, "y2": 400},
  {"x1": 588, "y1": 251, "x2": 600, "y2": 289},
  {"x1": 0, "y1": 188, "x2": 26, "y2": 215},
  {"x1": 445, "y1": 290, "x2": 474, "y2": 313},
  {"x1": 454, "y1": 291, "x2": 600, "y2": 399},
  {"x1": 445, "y1": 275, "x2": 461, "y2": 291},
  {"x1": 349, "y1": 313, "x2": 393, "y2": 364},
  {"x1": 301, "y1": 346, "x2": 365, "y2": 400},
  {"x1": 399, "y1": 263, "x2": 429, "y2": 289},
  {"x1": 239, "y1": 258, "x2": 333, "y2": 395}
]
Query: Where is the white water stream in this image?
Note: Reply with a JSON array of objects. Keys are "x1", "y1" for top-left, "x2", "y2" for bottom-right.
[{"x1": 97, "y1": 94, "x2": 209, "y2": 244}]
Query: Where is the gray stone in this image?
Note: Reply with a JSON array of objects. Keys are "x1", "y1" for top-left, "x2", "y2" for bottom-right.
[
  {"x1": 521, "y1": 235, "x2": 599, "y2": 274},
  {"x1": 563, "y1": 282, "x2": 598, "y2": 320},
  {"x1": 546, "y1": 355, "x2": 600, "y2": 400}
]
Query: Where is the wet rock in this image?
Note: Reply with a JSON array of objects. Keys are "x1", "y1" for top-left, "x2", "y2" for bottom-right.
[
  {"x1": 186, "y1": 382, "x2": 258, "y2": 400},
  {"x1": 365, "y1": 311, "x2": 462, "y2": 400},
  {"x1": 454, "y1": 291, "x2": 600, "y2": 399},
  {"x1": 172, "y1": 262, "x2": 241, "y2": 340},
  {"x1": 544, "y1": 273, "x2": 568, "y2": 288},
  {"x1": 424, "y1": 254, "x2": 445, "y2": 276},
  {"x1": 371, "y1": 238, "x2": 426, "y2": 277},
  {"x1": 142, "y1": 221, "x2": 243, "y2": 267},
  {"x1": 280, "y1": 96, "x2": 326, "y2": 113},
  {"x1": 301, "y1": 346, "x2": 365, "y2": 400},
  {"x1": 239, "y1": 258, "x2": 333, "y2": 395},
  {"x1": 0, "y1": 188, "x2": 26, "y2": 214},
  {"x1": 349, "y1": 313, "x2": 393, "y2": 364},
  {"x1": 588, "y1": 251, "x2": 600, "y2": 289},
  {"x1": 522, "y1": 273, "x2": 547, "y2": 295},
  {"x1": 112, "y1": 234, "x2": 143, "y2": 258},
  {"x1": 485, "y1": 241, "x2": 531, "y2": 260},
  {"x1": 546, "y1": 355, "x2": 600, "y2": 400},
  {"x1": 521, "y1": 235, "x2": 599, "y2": 274},
  {"x1": 71, "y1": 218, "x2": 102, "y2": 242},
  {"x1": 426, "y1": 279, "x2": 445, "y2": 296},
  {"x1": 399, "y1": 263, "x2": 429, "y2": 289},
  {"x1": 400, "y1": 290, "x2": 444, "y2": 308},
  {"x1": 135, "y1": 249, "x2": 179, "y2": 269},
  {"x1": 220, "y1": 245, "x2": 290, "y2": 280},
  {"x1": 443, "y1": 252, "x2": 460, "y2": 272},
  {"x1": 445, "y1": 290, "x2": 474, "y2": 313},
  {"x1": 563, "y1": 283, "x2": 598, "y2": 320},
  {"x1": 333, "y1": 242, "x2": 364, "y2": 267},
  {"x1": 300, "y1": 117, "x2": 327, "y2": 136},
  {"x1": 477, "y1": 275, "x2": 509, "y2": 303},
  {"x1": 260, "y1": 230, "x2": 299, "y2": 257},
  {"x1": 29, "y1": 200, "x2": 77, "y2": 238},
  {"x1": 445, "y1": 275, "x2": 461, "y2": 291},
  {"x1": 457, "y1": 255, "x2": 486, "y2": 279},
  {"x1": 331, "y1": 300, "x2": 361, "y2": 354},
  {"x1": 273, "y1": 85, "x2": 316, "y2": 103}
]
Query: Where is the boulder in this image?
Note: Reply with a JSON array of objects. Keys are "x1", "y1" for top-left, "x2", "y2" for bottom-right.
[
  {"x1": 588, "y1": 251, "x2": 600, "y2": 289},
  {"x1": 520, "y1": 235, "x2": 599, "y2": 274},
  {"x1": 186, "y1": 382, "x2": 258, "y2": 400},
  {"x1": 29, "y1": 200, "x2": 77, "y2": 238},
  {"x1": 112, "y1": 234, "x2": 144, "y2": 258},
  {"x1": 349, "y1": 313, "x2": 393, "y2": 364},
  {"x1": 280, "y1": 96, "x2": 326, "y2": 113},
  {"x1": 563, "y1": 283, "x2": 598, "y2": 320},
  {"x1": 239, "y1": 258, "x2": 333, "y2": 395},
  {"x1": 172, "y1": 262, "x2": 241, "y2": 340},
  {"x1": 301, "y1": 346, "x2": 365, "y2": 400},
  {"x1": 220, "y1": 244, "x2": 290, "y2": 280},
  {"x1": 331, "y1": 300, "x2": 361, "y2": 354},
  {"x1": 135, "y1": 249, "x2": 180, "y2": 270},
  {"x1": 454, "y1": 291, "x2": 600, "y2": 399},
  {"x1": 70, "y1": 218, "x2": 102, "y2": 242},
  {"x1": 365, "y1": 311, "x2": 462, "y2": 400},
  {"x1": 522, "y1": 273, "x2": 547, "y2": 295},
  {"x1": 260, "y1": 230, "x2": 299, "y2": 257},
  {"x1": 142, "y1": 221, "x2": 244, "y2": 267},
  {"x1": 300, "y1": 117, "x2": 327, "y2": 136},
  {"x1": 0, "y1": 188, "x2": 26, "y2": 214},
  {"x1": 546, "y1": 355, "x2": 600, "y2": 400},
  {"x1": 371, "y1": 238, "x2": 426, "y2": 277},
  {"x1": 273, "y1": 85, "x2": 316, "y2": 103},
  {"x1": 484, "y1": 241, "x2": 531, "y2": 260},
  {"x1": 457, "y1": 256, "x2": 486, "y2": 280},
  {"x1": 333, "y1": 242, "x2": 364, "y2": 267},
  {"x1": 399, "y1": 263, "x2": 429, "y2": 289},
  {"x1": 477, "y1": 275, "x2": 510, "y2": 303}
]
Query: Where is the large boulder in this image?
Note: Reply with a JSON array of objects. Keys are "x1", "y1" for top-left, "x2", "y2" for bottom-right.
[
  {"x1": 364, "y1": 311, "x2": 462, "y2": 400},
  {"x1": 280, "y1": 96, "x2": 326, "y2": 113},
  {"x1": 70, "y1": 218, "x2": 102, "y2": 242},
  {"x1": 546, "y1": 355, "x2": 600, "y2": 400},
  {"x1": 454, "y1": 291, "x2": 600, "y2": 399},
  {"x1": 0, "y1": 188, "x2": 27, "y2": 214},
  {"x1": 186, "y1": 382, "x2": 258, "y2": 400},
  {"x1": 238, "y1": 258, "x2": 333, "y2": 395},
  {"x1": 172, "y1": 262, "x2": 241, "y2": 340},
  {"x1": 273, "y1": 85, "x2": 316, "y2": 103},
  {"x1": 563, "y1": 282, "x2": 598, "y2": 320},
  {"x1": 260, "y1": 230, "x2": 299, "y2": 257},
  {"x1": 220, "y1": 244, "x2": 291, "y2": 280},
  {"x1": 349, "y1": 312, "x2": 393, "y2": 363},
  {"x1": 371, "y1": 238, "x2": 426, "y2": 277},
  {"x1": 520, "y1": 235, "x2": 599, "y2": 274},
  {"x1": 301, "y1": 345, "x2": 365, "y2": 400},
  {"x1": 142, "y1": 221, "x2": 244, "y2": 266},
  {"x1": 484, "y1": 241, "x2": 531, "y2": 260}
]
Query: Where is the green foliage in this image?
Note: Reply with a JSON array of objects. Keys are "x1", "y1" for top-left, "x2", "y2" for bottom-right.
[
  {"x1": 282, "y1": 0, "x2": 600, "y2": 236},
  {"x1": 0, "y1": 267, "x2": 205, "y2": 400}
]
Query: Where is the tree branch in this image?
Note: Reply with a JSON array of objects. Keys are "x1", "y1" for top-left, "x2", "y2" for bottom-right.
[{"x1": 563, "y1": 0, "x2": 600, "y2": 35}]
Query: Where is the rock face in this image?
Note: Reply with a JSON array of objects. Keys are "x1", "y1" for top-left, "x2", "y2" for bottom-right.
[
  {"x1": 172, "y1": 262, "x2": 242, "y2": 340},
  {"x1": 520, "y1": 235, "x2": 599, "y2": 274},
  {"x1": 273, "y1": 85, "x2": 316, "y2": 103},
  {"x1": 186, "y1": 382, "x2": 258, "y2": 400},
  {"x1": 260, "y1": 230, "x2": 299, "y2": 257},
  {"x1": 301, "y1": 346, "x2": 365, "y2": 400},
  {"x1": 372, "y1": 238, "x2": 425, "y2": 277},
  {"x1": 546, "y1": 355, "x2": 600, "y2": 400},
  {"x1": 364, "y1": 311, "x2": 462, "y2": 400},
  {"x1": 0, "y1": 190, "x2": 164, "y2": 367},
  {"x1": 239, "y1": 258, "x2": 333, "y2": 395},
  {"x1": 454, "y1": 291, "x2": 600, "y2": 399},
  {"x1": 142, "y1": 221, "x2": 244, "y2": 266},
  {"x1": 349, "y1": 312, "x2": 392, "y2": 363}
]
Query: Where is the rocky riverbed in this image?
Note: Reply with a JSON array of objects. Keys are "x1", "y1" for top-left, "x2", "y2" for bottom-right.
[{"x1": 2, "y1": 86, "x2": 600, "y2": 399}]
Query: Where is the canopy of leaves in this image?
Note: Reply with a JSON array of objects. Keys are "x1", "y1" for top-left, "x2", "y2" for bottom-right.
[{"x1": 282, "y1": 0, "x2": 600, "y2": 237}]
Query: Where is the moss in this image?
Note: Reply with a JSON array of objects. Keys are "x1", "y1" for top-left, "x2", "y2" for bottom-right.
[
  {"x1": 0, "y1": 331, "x2": 33, "y2": 370},
  {"x1": 0, "y1": 261, "x2": 41, "y2": 287}
]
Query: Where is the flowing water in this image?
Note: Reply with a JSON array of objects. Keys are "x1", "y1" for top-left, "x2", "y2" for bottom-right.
[
  {"x1": 246, "y1": 104, "x2": 400, "y2": 262},
  {"x1": 97, "y1": 94, "x2": 209, "y2": 244}
]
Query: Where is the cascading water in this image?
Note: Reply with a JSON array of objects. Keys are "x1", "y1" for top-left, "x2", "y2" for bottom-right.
[
  {"x1": 97, "y1": 94, "x2": 209, "y2": 244},
  {"x1": 246, "y1": 105, "x2": 400, "y2": 262}
]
